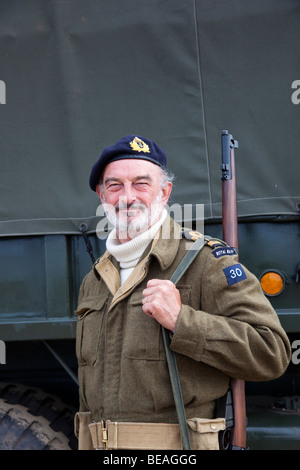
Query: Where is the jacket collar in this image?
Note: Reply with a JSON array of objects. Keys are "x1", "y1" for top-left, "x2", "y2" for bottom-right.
[
  {"x1": 150, "y1": 214, "x2": 181, "y2": 270},
  {"x1": 92, "y1": 215, "x2": 182, "y2": 307},
  {"x1": 93, "y1": 214, "x2": 182, "y2": 279}
]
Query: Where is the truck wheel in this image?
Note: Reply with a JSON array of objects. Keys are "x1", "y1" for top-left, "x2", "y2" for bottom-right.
[{"x1": 0, "y1": 383, "x2": 77, "y2": 450}]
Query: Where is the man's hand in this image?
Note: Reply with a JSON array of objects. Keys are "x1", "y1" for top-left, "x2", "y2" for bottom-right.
[{"x1": 142, "y1": 279, "x2": 181, "y2": 331}]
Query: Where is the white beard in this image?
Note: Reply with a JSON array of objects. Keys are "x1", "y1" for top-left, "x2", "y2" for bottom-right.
[{"x1": 102, "y1": 192, "x2": 164, "y2": 240}]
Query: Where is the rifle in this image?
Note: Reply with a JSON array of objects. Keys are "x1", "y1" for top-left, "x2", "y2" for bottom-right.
[{"x1": 221, "y1": 130, "x2": 248, "y2": 450}]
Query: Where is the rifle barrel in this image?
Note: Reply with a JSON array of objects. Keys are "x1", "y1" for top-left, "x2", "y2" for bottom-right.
[{"x1": 221, "y1": 130, "x2": 239, "y2": 249}]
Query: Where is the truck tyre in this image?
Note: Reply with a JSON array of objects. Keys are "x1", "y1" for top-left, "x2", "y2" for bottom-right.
[{"x1": 0, "y1": 382, "x2": 77, "y2": 450}]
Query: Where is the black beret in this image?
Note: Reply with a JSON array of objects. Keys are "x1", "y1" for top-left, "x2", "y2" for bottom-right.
[{"x1": 89, "y1": 135, "x2": 167, "y2": 191}]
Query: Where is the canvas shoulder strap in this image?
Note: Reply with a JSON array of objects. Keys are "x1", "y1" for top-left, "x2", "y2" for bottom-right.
[{"x1": 162, "y1": 233, "x2": 214, "y2": 450}]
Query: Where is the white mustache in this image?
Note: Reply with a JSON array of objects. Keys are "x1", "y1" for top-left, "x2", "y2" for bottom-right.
[{"x1": 116, "y1": 202, "x2": 146, "y2": 212}]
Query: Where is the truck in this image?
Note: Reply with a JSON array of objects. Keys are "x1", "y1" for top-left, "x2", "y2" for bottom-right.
[{"x1": 0, "y1": 0, "x2": 299, "y2": 450}]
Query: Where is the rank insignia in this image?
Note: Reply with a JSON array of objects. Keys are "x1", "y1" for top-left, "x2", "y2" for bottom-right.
[
  {"x1": 182, "y1": 230, "x2": 203, "y2": 241},
  {"x1": 129, "y1": 136, "x2": 150, "y2": 153}
]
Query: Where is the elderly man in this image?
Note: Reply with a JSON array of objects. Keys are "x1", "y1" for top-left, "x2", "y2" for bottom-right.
[{"x1": 75, "y1": 135, "x2": 291, "y2": 450}]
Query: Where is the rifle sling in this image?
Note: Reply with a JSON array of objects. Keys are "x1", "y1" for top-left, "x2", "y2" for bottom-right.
[{"x1": 162, "y1": 235, "x2": 205, "y2": 450}]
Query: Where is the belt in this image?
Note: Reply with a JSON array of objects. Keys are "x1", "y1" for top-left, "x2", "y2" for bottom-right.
[{"x1": 88, "y1": 420, "x2": 183, "y2": 450}]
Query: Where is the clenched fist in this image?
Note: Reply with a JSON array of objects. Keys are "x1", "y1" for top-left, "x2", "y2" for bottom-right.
[{"x1": 142, "y1": 279, "x2": 181, "y2": 332}]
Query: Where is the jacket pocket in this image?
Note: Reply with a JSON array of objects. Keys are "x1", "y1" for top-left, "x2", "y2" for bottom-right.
[
  {"x1": 123, "y1": 286, "x2": 192, "y2": 361},
  {"x1": 123, "y1": 291, "x2": 163, "y2": 361},
  {"x1": 75, "y1": 294, "x2": 108, "y2": 365}
]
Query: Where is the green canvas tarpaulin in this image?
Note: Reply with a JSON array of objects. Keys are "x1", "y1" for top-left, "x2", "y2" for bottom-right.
[{"x1": 0, "y1": 0, "x2": 299, "y2": 236}]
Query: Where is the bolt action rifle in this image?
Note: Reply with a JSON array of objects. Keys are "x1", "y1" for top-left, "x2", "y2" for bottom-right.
[{"x1": 220, "y1": 130, "x2": 248, "y2": 450}]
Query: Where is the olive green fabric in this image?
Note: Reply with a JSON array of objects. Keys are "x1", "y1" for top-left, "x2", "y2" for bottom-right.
[
  {"x1": 75, "y1": 216, "x2": 291, "y2": 425},
  {"x1": 0, "y1": 1, "x2": 299, "y2": 236}
]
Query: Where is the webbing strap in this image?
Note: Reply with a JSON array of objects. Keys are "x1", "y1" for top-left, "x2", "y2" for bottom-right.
[
  {"x1": 162, "y1": 235, "x2": 206, "y2": 450},
  {"x1": 170, "y1": 236, "x2": 205, "y2": 285}
]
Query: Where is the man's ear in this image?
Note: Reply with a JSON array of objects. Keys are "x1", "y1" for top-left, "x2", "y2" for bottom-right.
[
  {"x1": 161, "y1": 182, "x2": 172, "y2": 206},
  {"x1": 96, "y1": 184, "x2": 104, "y2": 202}
]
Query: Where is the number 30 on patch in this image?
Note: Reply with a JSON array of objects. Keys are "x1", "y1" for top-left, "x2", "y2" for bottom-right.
[{"x1": 223, "y1": 264, "x2": 247, "y2": 286}]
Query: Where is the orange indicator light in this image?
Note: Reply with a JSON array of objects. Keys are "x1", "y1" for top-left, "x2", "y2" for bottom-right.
[{"x1": 260, "y1": 271, "x2": 285, "y2": 296}]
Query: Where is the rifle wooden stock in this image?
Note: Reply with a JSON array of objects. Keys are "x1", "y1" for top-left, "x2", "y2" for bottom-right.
[
  {"x1": 230, "y1": 377, "x2": 247, "y2": 449},
  {"x1": 221, "y1": 130, "x2": 247, "y2": 450}
]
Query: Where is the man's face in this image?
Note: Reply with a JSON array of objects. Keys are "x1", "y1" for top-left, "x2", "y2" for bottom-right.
[{"x1": 96, "y1": 159, "x2": 172, "y2": 241}]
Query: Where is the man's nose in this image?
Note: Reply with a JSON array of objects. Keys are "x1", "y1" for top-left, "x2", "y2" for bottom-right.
[{"x1": 121, "y1": 183, "x2": 137, "y2": 204}]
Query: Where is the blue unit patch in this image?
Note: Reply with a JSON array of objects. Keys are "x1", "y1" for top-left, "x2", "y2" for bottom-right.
[
  {"x1": 223, "y1": 264, "x2": 247, "y2": 286},
  {"x1": 212, "y1": 247, "x2": 237, "y2": 258}
]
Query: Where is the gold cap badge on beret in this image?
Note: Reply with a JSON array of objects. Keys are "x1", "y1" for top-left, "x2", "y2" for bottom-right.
[
  {"x1": 129, "y1": 136, "x2": 150, "y2": 153},
  {"x1": 89, "y1": 134, "x2": 166, "y2": 191}
]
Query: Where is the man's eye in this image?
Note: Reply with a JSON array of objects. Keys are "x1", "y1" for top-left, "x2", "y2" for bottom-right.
[{"x1": 107, "y1": 184, "x2": 121, "y2": 190}]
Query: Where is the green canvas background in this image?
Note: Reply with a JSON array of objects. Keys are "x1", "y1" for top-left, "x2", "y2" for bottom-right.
[{"x1": 0, "y1": 0, "x2": 299, "y2": 236}]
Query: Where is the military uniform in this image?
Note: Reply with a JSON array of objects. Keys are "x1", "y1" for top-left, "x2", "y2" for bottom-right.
[{"x1": 75, "y1": 215, "x2": 291, "y2": 449}]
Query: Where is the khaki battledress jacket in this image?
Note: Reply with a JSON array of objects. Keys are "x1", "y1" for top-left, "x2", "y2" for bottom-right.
[{"x1": 75, "y1": 216, "x2": 290, "y2": 429}]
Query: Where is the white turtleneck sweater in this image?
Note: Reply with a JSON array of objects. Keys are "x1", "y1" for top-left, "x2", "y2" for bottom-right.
[{"x1": 106, "y1": 209, "x2": 167, "y2": 285}]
